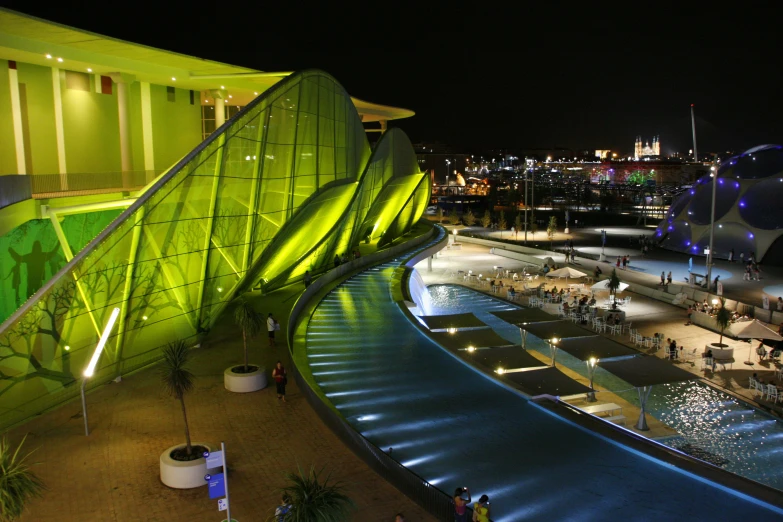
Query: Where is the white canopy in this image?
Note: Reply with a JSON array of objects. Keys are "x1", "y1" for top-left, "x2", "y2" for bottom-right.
[
  {"x1": 546, "y1": 267, "x2": 587, "y2": 279},
  {"x1": 730, "y1": 320, "x2": 783, "y2": 340},
  {"x1": 591, "y1": 279, "x2": 629, "y2": 293}
]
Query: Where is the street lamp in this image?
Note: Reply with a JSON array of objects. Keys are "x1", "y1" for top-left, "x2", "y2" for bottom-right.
[
  {"x1": 586, "y1": 356, "x2": 599, "y2": 402},
  {"x1": 549, "y1": 337, "x2": 560, "y2": 367},
  {"x1": 519, "y1": 323, "x2": 528, "y2": 349},
  {"x1": 445, "y1": 159, "x2": 451, "y2": 189},
  {"x1": 706, "y1": 166, "x2": 717, "y2": 290},
  {"x1": 81, "y1": 307, "x2": 121, "y2": 436}
]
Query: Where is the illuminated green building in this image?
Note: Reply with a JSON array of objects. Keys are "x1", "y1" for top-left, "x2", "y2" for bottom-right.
[{"x1": 0, "y1": 9, "x2": 429, "y2": 429}]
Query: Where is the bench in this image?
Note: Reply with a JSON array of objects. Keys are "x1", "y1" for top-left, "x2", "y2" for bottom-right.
[
  {"x1": 560, "y1": 393, "x2": 588, "y2": 402},
  {"x1": 604, "y1": 415, "x2": 626, "y2": 425}
]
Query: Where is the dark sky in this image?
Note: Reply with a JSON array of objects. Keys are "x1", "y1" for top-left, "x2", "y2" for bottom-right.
[{"x1": 4, "y1": 3, "x2": 783, "y2": 155}]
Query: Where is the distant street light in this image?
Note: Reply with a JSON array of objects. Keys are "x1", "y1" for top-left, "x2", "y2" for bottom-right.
[
  {"x1": 706, "y1": 166, "x2": 717, "y2": 289},
  {"x1": 586, "y1": 357, "x2": 599, "y2": 402},
  {"x1": 446, "y1": 159, "x2": 451, "y2": 189}
]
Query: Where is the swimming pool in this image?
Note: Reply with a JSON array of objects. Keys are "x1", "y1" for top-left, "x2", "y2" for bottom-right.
[
  {"x1": 305, "y1": 262, "x2": 782, "y2": 519},
  {"x1": 423, "y1": 283, "x2": 783, "y2": 491}
]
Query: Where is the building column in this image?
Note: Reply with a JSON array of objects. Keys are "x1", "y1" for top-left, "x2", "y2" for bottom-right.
[
  {"x1": 140, "y1": 81, "x2": 155, "y2": 181},
  {"x1": 209, "y1": 89, "x2": 227, "y2": 130},
  {"x1": 51, "y1": 68, "x2": 67, "y2": 184},
  {"x1": 109, "y1": 73, "x2": 136, "y2": 186},
  {"x1": 7, "y1": 61, "x2": 25, "y2": 174}
]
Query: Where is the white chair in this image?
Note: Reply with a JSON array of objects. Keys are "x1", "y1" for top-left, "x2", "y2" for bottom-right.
[
  {"x1": 702, "y1": 357, "x2": 714, "y2": 371},
  {"x1": 766, "y1": 385, "x2": 780, "y2": 403},
  {"x1": 607, "y1": 324, "x2": 620, "y2": 335},
  {"x1": 622, "y1": 322, "x2": 632, "y2": 334}
]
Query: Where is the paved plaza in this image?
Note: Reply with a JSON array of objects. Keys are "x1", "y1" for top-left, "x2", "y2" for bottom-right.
[{"x1": 12, "y1": 284, "x2": 434, "y2": 522}]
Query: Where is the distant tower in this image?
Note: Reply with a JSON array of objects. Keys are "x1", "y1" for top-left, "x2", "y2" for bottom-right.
[
  {"x1": 653, "y1": 136, "x2": 660, "y2": 156},
  {"x1": 634, "y1": 136, "x2": 642, "y2": 158}
]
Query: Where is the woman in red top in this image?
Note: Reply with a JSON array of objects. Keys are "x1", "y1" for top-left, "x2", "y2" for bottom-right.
[{"x1": 272, "y1": 361, "x2": 287, "y2": 402}]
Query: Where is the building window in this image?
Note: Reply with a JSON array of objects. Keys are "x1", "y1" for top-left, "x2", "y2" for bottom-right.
[
  {"x1": 65, "y1": 71, "x2": 91, "y2": 92},
  {"x1": 190, "y1": 90, "x2": 195, "y2": 105},
  {"x1": 100, "y1": 75, "x2": 112, "y2": 95},
  {"x1": 167, "y1": 86, "x2": 175, "y2": 102}
]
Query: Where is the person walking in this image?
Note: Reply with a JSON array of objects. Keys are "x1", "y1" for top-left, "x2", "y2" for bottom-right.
[
  {"x1": 453, "y1": 487, "x2": 471, "y2": 522},
  {"x1": 740, "y1": 251, "x2": 745, "y2": 264},
  {"x1": 667, "y1": 271, "x2": 672, "y2": 285},
  {"x1": 728, "y1": 248, "x2": 735, "y2": 262},
  {"x1": 267, "y1": 313, "x2": 278, "y2": 347},
  {"x1": 744, "y1": 264, "x2": 751, "y2": 281},
  {"x1": 660, "y1": 271, "x2": 666, "y2": 285},
  {"x1": 686, "y1": 305, "x2": 693, "y2": 325},
  {"x1": 616, "y1": 256, "x2": 621, "y2": 268},
  {"x1": 304, "y1": 270, "x2": 312, "y2": 288},
  {"x1": 473, "y1": 495, "x2": 491, "y2": 522},
  {"x1": 713, "y1": 274, "x2": 720, "y2": 290},
  {"x1": 275, "y1": 494, "x2": 292, "y2": 521},
  {"x1": 622, "y1": 256, "x2": 627, "y2": 270},
  {"x1": 272, "y1": 360, "x2": 287, "y2": 402}
]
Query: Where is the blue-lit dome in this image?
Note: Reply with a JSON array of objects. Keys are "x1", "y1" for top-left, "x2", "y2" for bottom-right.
[
  {"x1": 687, "y1": 177, "x2": 740, "y2": 225},
  {"x1": 717, "y1": 144, "x2": 783, "y2": 180},
  {"x1": 738, "y1": 177, "x2": 783, "y2": 230}
]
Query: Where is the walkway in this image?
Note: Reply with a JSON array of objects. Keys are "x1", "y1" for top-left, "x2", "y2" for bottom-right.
[
  {"x1": 305, "y1": 260, "x2": 782, "y2": 521},
  {"x1": 13, "y1": 284, "x2": 434, "y2": 522}
]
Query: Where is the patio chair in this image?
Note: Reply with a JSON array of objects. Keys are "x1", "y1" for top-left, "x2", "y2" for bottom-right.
[
  {"x1": 621, "y1": 322, "x2": 632, "y2": 334},
  {"x1": 702, "y1": 357, "x2": 714, "y2": 371},
  {"x1": 766, "y1": 385, "x2": 780, "y2": 403},
  {"x1": 607, "y1": 323, "x2": 620, "y2": 335}
]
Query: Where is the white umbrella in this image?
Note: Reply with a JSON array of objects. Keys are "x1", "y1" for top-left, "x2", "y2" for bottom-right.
[
  {"x1": 730, "y1": 320, "x2": 783, "y2": 366},
  {"x1": 546, "y1": 267, "x2": 587, "y2": 279},
  {"x1": 591, "y1": 279, "x2": 629, "y2": 293}
]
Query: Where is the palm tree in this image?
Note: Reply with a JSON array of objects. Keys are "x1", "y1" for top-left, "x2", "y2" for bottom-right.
[
  {"x1": 234, "y1": 297, "x2": 263, "y2": 372},
  {"x1": 277, "y1": 465, "x2": 355, "y2": 522},
  {"x1": 608, "y1": 269, "x2": 621, "y2": 310},
  {"x1": 715, "y1": 298, "x2": 731, "y2": 346},
  {"x1": 547, "y1": 216, "x2": 558, "y2": 248},
  {"x1": 160, "y1": 341, "x2": 195, "y2": 458},
  {"x1": 0, "y1": 435, "x2": 44, "y2": 522}
]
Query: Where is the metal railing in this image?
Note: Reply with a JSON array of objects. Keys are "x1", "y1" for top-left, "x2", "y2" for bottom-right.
[{"x1": 0, "y1": 175, "x2": 32, "y2": 210}]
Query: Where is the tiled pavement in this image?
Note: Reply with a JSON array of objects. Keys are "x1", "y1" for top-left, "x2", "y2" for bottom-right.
[{"x1": 14, "y1": 283, "x2": 435, "y2": 522}]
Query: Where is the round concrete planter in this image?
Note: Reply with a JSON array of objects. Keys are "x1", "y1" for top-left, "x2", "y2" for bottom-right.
[
  {"x1": 160, "y1": 442, "x2": 216, "y2": 489},
  {"x1": 224, "y1": 365, "x2": 267, "y2": 393}
]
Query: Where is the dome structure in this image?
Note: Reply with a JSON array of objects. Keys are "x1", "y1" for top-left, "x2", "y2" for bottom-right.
[{"x1": 657, "y1": 145, "x2": 783, "y2": 264}]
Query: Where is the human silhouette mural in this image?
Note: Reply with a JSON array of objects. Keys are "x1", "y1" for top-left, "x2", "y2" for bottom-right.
[{"x1": 8, "y1": 240, "x2": 60, "y2": 302}]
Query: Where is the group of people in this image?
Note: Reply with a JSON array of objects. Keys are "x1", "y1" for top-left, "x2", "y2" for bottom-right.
[
  {"x1": 660, "y1": 271, "x2": 673, "y2": 286},
  {"x1": 453, "y1": 487, "x2": 491, "y2": 522},
  {"x1": 615, "y1": 255, "x2": 631, "y2": 270},
  {"x1": 333, "y1": 250, "x2": 362, "y2": 268},
  {"x1": 562, "y1": 239, "x2": 577, "y2": 263}
]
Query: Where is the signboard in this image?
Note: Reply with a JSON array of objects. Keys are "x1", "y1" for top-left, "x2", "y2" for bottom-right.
[
  {"x1": 601, "y1": 230, "x2": 606, "y2": 246},
  {"x1": 218, "y1": 498, "x2": 228, "y2": 512},
  {"x1": 205, "y1": 450, "x2": 223, "y2": 469},
  {"x1": 717, "y1": 281, "x2": 723, "y2": 296},
  {"x1": 207, "y1": 473, "x2": 226, "y2": 499},
  {"x1": 763, "y1": 295, "x2": 770, "y2": 310}
]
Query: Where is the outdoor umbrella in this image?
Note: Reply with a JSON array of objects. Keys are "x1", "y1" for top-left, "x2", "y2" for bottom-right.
[
  {"x1": 542, "y1": 257, "x2": 555, "y2": 267},
  {"x1": 591, "y1": 279, "x2": 629, "y2": 293},
  {"x1": 546, "y1": 267, "x2": 587, "y2": 280},
  {"x1": 731, "y1": 320, "x2": 783, "y2": 365}
]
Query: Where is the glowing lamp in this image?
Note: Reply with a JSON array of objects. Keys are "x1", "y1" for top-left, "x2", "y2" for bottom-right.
[
  {"x1": 467, "y1": 345, "x2": 476, "y2": 352},
  {"x1": 84, "y1": 307, "x2": 120, "y2": 378},
  {"x1": 496, "y1": 367, "x2": 505, "y2": 375}
]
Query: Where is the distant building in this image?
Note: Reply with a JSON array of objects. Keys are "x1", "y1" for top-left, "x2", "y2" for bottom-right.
[{"x1": 635, "y1": 136, "x2": 660, "y2": 158}]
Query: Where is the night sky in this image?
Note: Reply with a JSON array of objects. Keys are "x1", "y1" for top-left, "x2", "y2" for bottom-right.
[{"x1": 4, "y1": 3, "x2": 782, "y2": 155}]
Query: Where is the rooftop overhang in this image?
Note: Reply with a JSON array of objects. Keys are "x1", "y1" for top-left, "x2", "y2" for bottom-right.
[{"x1": 0, "y1": 8, "x2": 414, "y2": 122}]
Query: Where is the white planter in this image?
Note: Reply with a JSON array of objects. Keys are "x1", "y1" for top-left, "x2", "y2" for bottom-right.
[
  {"x1": 224, "y1": 365, "x2": 267, "y2": 393},
  {"x1": 160, "y1": 442, "x2": 218, "y2": 489}
]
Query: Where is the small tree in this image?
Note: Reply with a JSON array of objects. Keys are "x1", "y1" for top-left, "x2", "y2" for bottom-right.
[
  {"x1": 279, "y1": 465, "x2": 355, "y2": 522},
  {"x1": 715, "y1": 298, "x2": 731, "y2": 346},
  {"x1": 608, "y1": 269, "x2": 621, "y2": 309},
  {"x1": 234, "y1": 297, "x2": 264, "y2": 373},
  {"x1": 498, "y1": 211, "x2": 507, "y2": 237},
  {"x1": 160, "y1": 341, "x2": 196, "y2": 458},
  {"x1": 481, "y1": 210, "x2": 492, "y2": 228},
  {"x1": 0, "y1": 436, "x2": 44, "y2": 522},
  {"x1": 547, "y1": 216, "x2": 558, "y2": 247},
  {"x1": 436, "y1": 207, "x2": 444, "y2": 224},
  {"x1": 448, "y1": 207, "x2": 460, "y2": 225},
  {"x1": 463, "y1": 207, "x2": 476, "y2": 226}
]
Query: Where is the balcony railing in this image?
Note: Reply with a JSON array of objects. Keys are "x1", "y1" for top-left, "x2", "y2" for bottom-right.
[{"x1": 0, "y1": 171, "x2": 163, "y2": 210}]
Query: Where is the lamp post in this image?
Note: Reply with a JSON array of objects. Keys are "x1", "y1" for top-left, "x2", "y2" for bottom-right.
[
  {"x1": 549, "y1": 337, "x2": 560, "y2": 367},
  {"x1": 445, "y1": 159, "x2": 451, "y2": 191},
  {"x1": 81, "y1": 307, "x2": 121, "y2": 436},
  {"x1": 706, "y1": 166, "x2": 717, "y2": 290},
  {"x1": 586, "y1": 357, "x2": 599, "y2": 402},
  {"x1": 520, "y1": 323, "x2": 528, "y2": 349},
  {"x1": 524, "y1": 167, "x2": 529, "y2": 244}
]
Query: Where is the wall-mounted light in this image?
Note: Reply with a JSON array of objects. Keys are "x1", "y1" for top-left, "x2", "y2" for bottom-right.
[
  {"x1": 87, "y1": 68, "x2": 92, "y2": 72},
  {"x1": 56, "y1": 57, "x2": 63, "y2": 63},
  {"x1": 45, "y1": 53, "x2": 52, "y2": 59}
]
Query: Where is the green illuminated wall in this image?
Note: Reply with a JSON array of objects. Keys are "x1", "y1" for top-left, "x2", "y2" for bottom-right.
[{"x1": 0, "y1": 70, "x2": 427, "y2": 430}]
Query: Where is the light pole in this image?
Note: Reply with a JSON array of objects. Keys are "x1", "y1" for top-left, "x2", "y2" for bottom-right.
[
  {"x1": 549, "y1": 337, "x2": 560, "y2": 367},
  {"x1": 520, "y1": 323, "x2": 528, "y2": 349},
  {"x1": 81, "y1": 307, "x2": 121, "y2": 436},
  {"x1": 524, "y1": 168, "x2": 529, "y2": 244},
  {"x1": 586, "y1": 357, "x2": 599, "y2": 402},
  {"x1": 445, "y1": 159, "x2": 451, "y2": 191},
  {"x1": 706, "y1": 166, "x2": 717, "y2": 290}
]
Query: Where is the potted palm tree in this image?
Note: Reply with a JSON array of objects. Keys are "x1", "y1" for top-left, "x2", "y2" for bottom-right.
[
  {"x1": 703, "y1": 298, "x2": 733, "y2": 361},
  {"x1": 224, "y1": 297, "x2": 267, "y2": 393},
  {"x1": 0, "y1": 435, "x2": 44, "y2": 522},
  {"x1": 274, "y1": 465, "x2": 355, "y2": 521},
  {"x1": 159, "y1": 341, "x2": 214, "y2": 489}
]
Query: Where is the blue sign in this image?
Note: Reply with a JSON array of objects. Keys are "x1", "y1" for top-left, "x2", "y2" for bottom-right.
[
  {"x1": 601, "y1": 230, "x2": 607, "y2": 246},
  {"x1": 208, "y1": 473, "x2": 226, "y2": 499}
]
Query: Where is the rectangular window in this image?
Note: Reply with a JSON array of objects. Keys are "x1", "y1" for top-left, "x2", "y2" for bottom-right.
[
  {"x1": 100, "y1": 75, "x2": 113, "y2": 95},
  {"x1": 167, "y1": 86, "x2": 175, "y2": 102},
  {"x1": 65, "y1": 71, "x2": 91, "y2": 91},
  {"x1": 189, "y1": 90, "x2": 195, "y2": 105},
  {"x1": 8, "y1": 60, "x2": 16, "y2": 70}
]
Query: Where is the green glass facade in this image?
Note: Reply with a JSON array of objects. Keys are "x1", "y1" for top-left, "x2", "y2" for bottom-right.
[{"x1": 0, "y1": 70, "x2": 428, "y2": 430}]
